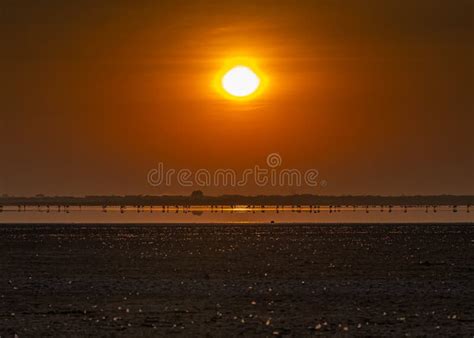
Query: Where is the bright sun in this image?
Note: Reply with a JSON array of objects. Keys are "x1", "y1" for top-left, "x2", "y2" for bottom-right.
[{"x1": 221, "y1": 65, "x2": 261, "y2": 98}]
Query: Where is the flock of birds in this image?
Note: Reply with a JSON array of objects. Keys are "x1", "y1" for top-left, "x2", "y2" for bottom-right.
[{"x1": 0, "y1": 204, "x2": 470, "y2": 214}]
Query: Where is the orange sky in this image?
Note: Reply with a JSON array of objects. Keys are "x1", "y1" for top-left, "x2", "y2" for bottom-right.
[{"x1": 1, "y1": 0, "x2": 473, "y2": 196}]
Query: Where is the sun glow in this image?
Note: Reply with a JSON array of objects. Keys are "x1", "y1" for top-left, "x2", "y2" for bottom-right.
[
  {"x1": 221, "y1": 66, "x2": 260, "y2": 97},
  {"x1": 215, "y1": 59, "x2": 266, "y2": 100}
]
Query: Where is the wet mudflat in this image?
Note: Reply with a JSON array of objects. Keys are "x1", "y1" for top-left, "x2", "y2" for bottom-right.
[{"x1": 0, "y1": 223, "x2": 473, "y2": 336}]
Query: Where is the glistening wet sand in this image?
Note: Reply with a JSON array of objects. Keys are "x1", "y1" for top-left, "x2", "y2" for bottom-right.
[{"x1": 0, "y1": 223, "x2": 473, "y2": 336}]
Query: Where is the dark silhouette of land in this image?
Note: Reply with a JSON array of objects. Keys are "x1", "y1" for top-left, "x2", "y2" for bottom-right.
[{"x1": 0, "y1": 193, "x2": 472, "y2": 208}]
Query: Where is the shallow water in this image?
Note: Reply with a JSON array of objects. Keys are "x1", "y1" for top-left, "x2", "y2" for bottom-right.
[
  {"x1": 0, "y1": 223, "x2": 472, "y2": 336},
  {"x1": 0, "y1": 205, "x2": 472, "y2": 223}
]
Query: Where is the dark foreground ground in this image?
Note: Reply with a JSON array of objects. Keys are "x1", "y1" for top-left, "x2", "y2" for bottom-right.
[{"x1": 0, "y1": 223, "x2": 473, "y2": 336}]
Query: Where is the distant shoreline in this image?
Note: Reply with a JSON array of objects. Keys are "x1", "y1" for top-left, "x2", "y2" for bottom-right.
[{"x1": 1, "y1": 194, "x2": 472, "y2": 207}]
